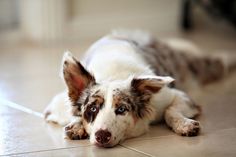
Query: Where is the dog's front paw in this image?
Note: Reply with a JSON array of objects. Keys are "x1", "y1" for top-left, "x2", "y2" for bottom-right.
[
  {"x1": 176, "y1": 119, "x2": 200, "y2": 137},
  {"x1": 64, "y1": 123, "x2": 89, "y2": 140}
]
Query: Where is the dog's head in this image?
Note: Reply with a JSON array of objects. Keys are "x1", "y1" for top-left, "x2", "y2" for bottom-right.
[{"x1": 62, "y1": 52, "x2": 174, "y2": 147}]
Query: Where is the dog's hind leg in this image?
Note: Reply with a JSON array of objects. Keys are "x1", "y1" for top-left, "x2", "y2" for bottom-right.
[
  {"x1": 44, "y1": 92, "x2": 73, "y2": 126},
  {"x1": 164, "y1": 89, "x2": 201, "y2": 136}
]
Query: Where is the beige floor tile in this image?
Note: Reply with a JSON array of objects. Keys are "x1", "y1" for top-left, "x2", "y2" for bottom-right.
[
  {"x1": 11, "y1": 145, "x2": 148, "y2": 157},
  {"x1": 139, "y1": 124, "x2": 174, "y2": 139},
  {"x1": 0, "y1": 101, "x2": 91, "y2": 156},
  {"x1": 122, "y1": 128, "x2": 236, "y2": 157},
  {"x1": 193, "y1": 73, "x2": 236, "y2": 133},
  {"x1": 0, "y1": 76, "x2": 64, "y2": 112},
  {"x1": 0, "y1": 44, "x2": 89, "y2": 113}
]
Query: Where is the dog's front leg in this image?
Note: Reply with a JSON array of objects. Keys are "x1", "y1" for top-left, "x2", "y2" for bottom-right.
[
  {"x1": 64, "y1": 116, "x2": 88, "y2": 140},
  {"x1": 164, "y1": 89, "x2": 201, "y2": 136}
]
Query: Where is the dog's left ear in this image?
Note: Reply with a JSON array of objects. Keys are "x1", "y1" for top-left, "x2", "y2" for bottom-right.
[
  {"x1": 131, "y1": 75, "x2": 174, "y2": 94},
  {"x1": 62, "y1": 52, "x2": 95, "y2": 103},
  {"x1": 130, "y1": 75, "x2": 174, "y2": 119}
]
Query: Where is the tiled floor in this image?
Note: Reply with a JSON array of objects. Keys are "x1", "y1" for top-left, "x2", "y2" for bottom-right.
[{"x1": 1, "y1": 13, "x2": 236, "y2": 157}]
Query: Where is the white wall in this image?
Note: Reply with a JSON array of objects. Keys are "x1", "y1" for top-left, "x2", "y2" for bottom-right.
[
  {"x1": 20, "y1": 0, "x2": 67, "y2": 41},
  {"x1": 1, "y1": 0, "x2": 181, "y2": 42},
  {"x1": 68, "y1": 0, "x2": 180, "y2": 40}
]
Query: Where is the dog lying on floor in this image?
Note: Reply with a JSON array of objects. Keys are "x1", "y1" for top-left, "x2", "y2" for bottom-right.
[{"x1": 44, "y1": 30, "x2": 235, "y2": 147}]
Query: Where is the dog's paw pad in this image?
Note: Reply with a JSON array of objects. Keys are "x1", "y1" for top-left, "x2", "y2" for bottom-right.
[
  {"x1": 177, "y1": 119, "x2": 200, "y2": 137},
  {"x1": 64, "y1": 124, "x2": 88, "y2": 140}
]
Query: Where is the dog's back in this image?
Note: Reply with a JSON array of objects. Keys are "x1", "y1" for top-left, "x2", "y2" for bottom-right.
[
  {"x1": 83, "y1": 30, "x2": 235, "y2": 90},
  {"x1": 82, "y1": 32, "x2": 155, "y2": 83}
]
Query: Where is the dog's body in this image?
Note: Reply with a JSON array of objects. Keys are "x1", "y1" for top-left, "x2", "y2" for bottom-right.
[{"x1": 44, "y1": 30, "x2": 235, "y2": 147}]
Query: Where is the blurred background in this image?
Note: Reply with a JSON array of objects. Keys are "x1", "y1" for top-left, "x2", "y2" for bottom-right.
[
  {"x1": 0, "y1": 0, "x2": 236, "y2": 45},
  {"x1": 0, "y1": 1, "x2": 236, "y2": 156},
  {"x1": 0, "y1": 0, "x2": 236, "y2": 112}
]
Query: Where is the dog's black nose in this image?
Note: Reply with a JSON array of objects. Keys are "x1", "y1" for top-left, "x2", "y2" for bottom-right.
[{"x1": 95, "y1": 130, "x2": 111, "y2": 145}]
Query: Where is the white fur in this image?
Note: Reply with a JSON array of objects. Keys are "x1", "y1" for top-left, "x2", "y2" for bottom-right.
[
  {"x1": 83, "y1": 36, "x2": 154, "y2": 82},
  {"x1": 44, "y1": 92, "x2": 72, "y2": 126}
]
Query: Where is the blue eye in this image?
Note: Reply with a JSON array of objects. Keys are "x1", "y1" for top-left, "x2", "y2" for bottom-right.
[
  {"x1": 90, "y1": 106, "x2": 97, "y2": 112},
  {"x1": 115, "y1": 106, "x2": 127, "y2": 115}
]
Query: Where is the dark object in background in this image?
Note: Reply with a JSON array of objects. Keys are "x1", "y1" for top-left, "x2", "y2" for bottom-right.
[{"x1": 181, "y1": 0, "x2": 236, "y2": 30}]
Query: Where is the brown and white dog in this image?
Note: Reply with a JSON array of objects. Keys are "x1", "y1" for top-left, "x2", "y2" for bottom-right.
[{"x1": 44, "y1": 30, "x2": 235, "y2": 147}]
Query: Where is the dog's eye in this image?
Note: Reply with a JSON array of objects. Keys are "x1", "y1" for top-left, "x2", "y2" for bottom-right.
[
  {"x1": 90, "y1": 106, "x2": 98, "y2": 113},
  {"x1": 115, "y1": 106, "x2": 127, "y2": 115}
]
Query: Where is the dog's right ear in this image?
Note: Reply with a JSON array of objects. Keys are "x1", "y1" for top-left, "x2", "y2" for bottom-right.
[{"x1": 62, "y1": 52, "x2": 95, "y2": 103}]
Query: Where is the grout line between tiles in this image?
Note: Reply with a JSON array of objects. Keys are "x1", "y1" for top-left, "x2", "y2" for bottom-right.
[
  {"x1": 123, "y1": 134, "x2": 176, "y2": 143},
  {"x1": 0, "y1": 98, "x2": 43, "y2": 118},
  {"x1": 120, "y1": 144, "x2": 155, "y2": 157},
  {"x1": 0, "y1": 145, "x2": 92, "y2": 157}
]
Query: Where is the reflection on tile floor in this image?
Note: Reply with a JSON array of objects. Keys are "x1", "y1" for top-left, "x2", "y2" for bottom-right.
[
  {"x1": 0, "y1": 101, "x2": 91, "y2": 156},
  {"x1": 122, "y1": 128, "x2": 236, "y2": 157}
]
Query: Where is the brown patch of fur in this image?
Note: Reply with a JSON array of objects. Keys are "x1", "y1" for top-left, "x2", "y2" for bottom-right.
[
  {"x1": 131, "y1": 79, "x2": 162, "y2": 94},
  {"x1": 82, "y1": 91, "x2": 104, "y2": 123},
  {"x1": 112, "y1": 88, "x2": 154, "y2": 119},
  {"x1": 186, "y1": 56, "x2": 225, "y2": 84},
  {"x1": 112, "y1": 90, "x2": 133, "y2": 112}
]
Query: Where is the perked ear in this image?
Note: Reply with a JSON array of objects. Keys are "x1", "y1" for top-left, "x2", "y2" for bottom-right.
[
  {"x1": 131, "y1": 75, "x2": 174, "y2": 94},
  {"x1": 62, "y1": 52, "x2": 95, "y2": 103}
]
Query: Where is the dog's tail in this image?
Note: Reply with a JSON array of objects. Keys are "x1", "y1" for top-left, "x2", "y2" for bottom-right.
[
  {"x1": 221, "y1": 52, "x2": 236, "y2": 74},
  {"x1": 166, "y1": 39, "x2": 236, "y2": 85},
  {"x1": 164, "y1": 39, "x2": 236, "y2": 85},
  {"x1": 182, "y1": 53, "x2": 236, "y2": 85}
]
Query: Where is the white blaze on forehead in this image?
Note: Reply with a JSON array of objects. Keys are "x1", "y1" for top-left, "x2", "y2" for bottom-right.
[
  {"x1": 91, "y1": 80, "x2": 129, "y2": 130},
  {"x1": 104, "y1": 84, "x2": 115, "y2": 109},
  {"x1": 103, "y1": 79, "x2": 129, "y2": 109},
  {"x1": 90, "y1": 85, "x2": 116, "y2": 146}
]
